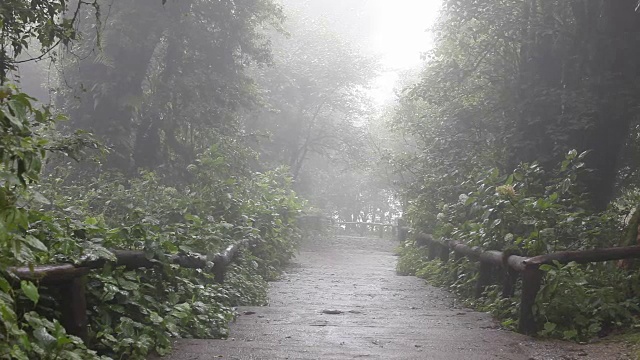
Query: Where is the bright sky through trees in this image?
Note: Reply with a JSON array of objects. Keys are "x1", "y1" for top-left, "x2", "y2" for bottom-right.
[{"x1": 369, "y1": 0, "x2": 441, "y2": 105}]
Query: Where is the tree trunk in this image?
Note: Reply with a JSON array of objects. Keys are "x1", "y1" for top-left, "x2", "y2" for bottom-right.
[
  {"x1": 581, "y1": 0, "x2": 640, "y2": 210},
  {"x1": 65, "y1": 0, "x2": 168, "y2": 173}
]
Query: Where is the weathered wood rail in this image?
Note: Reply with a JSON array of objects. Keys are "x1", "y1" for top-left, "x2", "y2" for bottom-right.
[
  {"x1": 297, "y1": 214, "x2": 402, "y2": 239},
  {"x1": 411, "y1": 232, "x2": 640, "y2": 335},
  {"x1": 6, "y1": 238, "x2": 258, "y2": 340},
  {"x1": 336, "y1": 221, "x2": 396, "y2": 238}
]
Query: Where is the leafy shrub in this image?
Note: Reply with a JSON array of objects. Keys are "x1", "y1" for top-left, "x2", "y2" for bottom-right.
[
  {"x1": 0, "y1": 85, "x2": 304, "y2": 359},
  {"x1": 0, "y1": 85, "x2": 110, "y2": 359},
  {"x1": 398, "y1": 151, "x2": 639, "y2": 341},
  {"x1": 536, "y1": 261, "x2": 639, "y2": 341},
  {"x1": 395, "y1": 242, "x2": 429, "y2": 276},
  {"x1": 433, "y1": 150, "x2": 622, "y2": 255}
]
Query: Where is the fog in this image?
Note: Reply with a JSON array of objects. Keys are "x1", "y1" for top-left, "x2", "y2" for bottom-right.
[
  {"x1": 8, "y1": 0, "x2": 442, "y2": 230},
  {"x1": 4, "y1": 0, "x2": 640, "y2": 358}
]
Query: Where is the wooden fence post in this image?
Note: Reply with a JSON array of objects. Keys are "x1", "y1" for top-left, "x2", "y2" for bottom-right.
[
  {"x1": 212, "y1": 255, "x2": 226, "y2": 284},
  {"x1": 453, "y1": 250, "x2": 463, "y2": 262},
  {"x1": 451, "y1": 250, "x2": 463, "y2": 282},
  {"x1": 427, "y1": 241, "x2": 437, "y2": 260},
  {"x1": 439, "y1": 242, "x2": 450, "y2": 263},
  {"x1": 475, "y1": 261, "x2": 492, "y2": 298},
  {"x1": 59, "y1": 275, "x2": 88, "y2": 341},
  {"x1": 502, "y1": 268, "x2": 518, "y2": 298},
  {"x1": 518, "y1": 267, "x2": 543, "y2": 334},
  {"x1": 397, "y1": 219, "x2": 407, "y2": 242}
]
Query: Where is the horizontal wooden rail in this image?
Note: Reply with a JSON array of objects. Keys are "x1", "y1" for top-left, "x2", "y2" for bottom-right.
[
  {"x1": 10, "y1": 252, "x2": 214, "y2": 284},
  {"x1": 412, "y1": 232, "x2": 640, "y2": 335},
  {"x1": 297, "y1": 215, "x2": 332, "y2": 230},
  {"x1": 336, "y1": 221, "x2": 397, "y2": 238},
  {"x1": 337, "y1": 221, "x2": 395, "y2": 227},
  {"x1": 524, "y1": 246, "x2": 640, "y2": 268},
  {"x1": 212, "y1": 239, "x2": 255, "y2": 282},
  {"x1": 6, "y1": 238, "x2": 259, "y2": 340}
]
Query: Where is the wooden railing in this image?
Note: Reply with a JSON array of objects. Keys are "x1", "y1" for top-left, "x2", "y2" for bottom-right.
[
  {"x1": 297, "y1": 215, "x2": 405, "y2": 240},
  {"x1": 7, "y1": 238, "x2": 259, "y2": 340},
  {"x1": 336, "y1": 221, "x2": 396, "y2": 238},
  {"x1": 412, "y1": 233, "x2": 640, "y2": 335}
]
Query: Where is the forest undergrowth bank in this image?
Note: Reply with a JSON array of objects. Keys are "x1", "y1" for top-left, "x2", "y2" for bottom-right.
[
  {"x1": 396, "y1": 152, "x2": 640, "y2": 342},
  {"x1": 0, "y1": 0, "x2": 330, "y2": 358},
  {"x1": 388, "y1": 0, "x2": 640, "y2": 346},
  {"x1": 0, "y1": 86, "x2": 303, "y2": 360}
]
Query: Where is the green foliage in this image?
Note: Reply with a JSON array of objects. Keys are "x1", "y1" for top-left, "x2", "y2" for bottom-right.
[
  {"x1": 31, "y1": 147, "x2": 302, "y2": 358},
  {"x1": 397, "y1": 153, "x2": 639, "y2": 342},
  {"x1": 433, "y1": 151, "x2": 622, "y2": 255},
  {"x1": 0, "y1": 84, "x2": 52, "y2": 264},
  {"x1": 0, "y1": 85, "x2": 302, "y2": 358},
  {"x1": 85, "y1": 265, "x2": 235, "y2": 358},
  {"x1": 0, "y1": 85, "x2": 112, "y2": 359},
  {"x1": 389, "y1": 0, "x2": 640, "y2": 344},
  {"x1": 395, "y1": 243, "x2": 429, "y2": 276},
  {"x1": 58, "y1": 0, "x2": 285, "y2": 172},
  {"x1": 0, "y1": 0, "x2": 361, "y2": 359},
  {"x1": 396, "y1": 240, "x2": 478, "y2": 299},
  {"x1": 0, "y1": 0, "x2": 98, "y2": 80},
  {"x1": 536, "y1": 261, "x2": 640, "y2": 341},
  {"x1": 390, "y1": 0, "x2": 640, "y2": 241}
]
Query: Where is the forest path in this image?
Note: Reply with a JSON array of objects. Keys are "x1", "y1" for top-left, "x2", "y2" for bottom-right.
[{"x1": 161, "y1": 235, "x2": 632, "y2": 359}]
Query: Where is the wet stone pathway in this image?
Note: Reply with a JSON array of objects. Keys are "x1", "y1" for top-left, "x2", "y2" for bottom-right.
[{"x1": 163, "y1": 235, "x2": 633, "y2": 359}]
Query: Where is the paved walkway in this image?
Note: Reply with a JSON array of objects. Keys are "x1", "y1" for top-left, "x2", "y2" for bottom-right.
[{"x1": 163, "y1": 235, "x2": 632, "y2": 359}]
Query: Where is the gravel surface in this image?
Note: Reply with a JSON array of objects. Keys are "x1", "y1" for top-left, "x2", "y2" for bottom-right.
[{"x1": 159, "y1": 235, "x2": 635, "y2": 359}]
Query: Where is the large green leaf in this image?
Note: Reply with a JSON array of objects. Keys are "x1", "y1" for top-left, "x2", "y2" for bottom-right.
[{"x1": 20, "y1": 281, "x2": 39, "y2": 304}]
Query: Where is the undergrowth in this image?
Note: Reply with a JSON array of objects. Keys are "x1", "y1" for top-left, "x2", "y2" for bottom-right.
[
  {"x1": 397, "y1": 151, "x2": 640, "y2": 342},
  {"x1": 0, "y1": 86, "x2": 303, "y2": 359}
]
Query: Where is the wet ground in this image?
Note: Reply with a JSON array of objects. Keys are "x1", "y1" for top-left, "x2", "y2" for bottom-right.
[{"x1": 161, "y1": 235, "x2": 635, "y2": 359}]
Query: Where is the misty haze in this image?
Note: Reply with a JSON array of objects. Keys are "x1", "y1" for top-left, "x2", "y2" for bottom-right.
[{"x1": 1, "y1": 0, "x2": 640, "y2": 359}]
